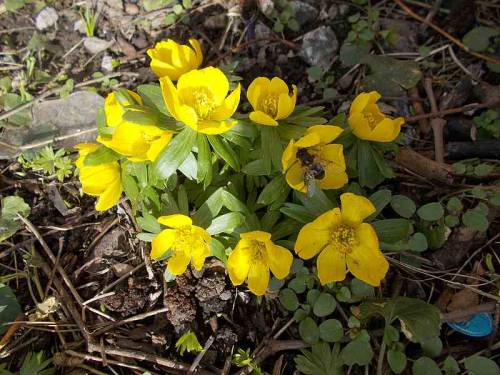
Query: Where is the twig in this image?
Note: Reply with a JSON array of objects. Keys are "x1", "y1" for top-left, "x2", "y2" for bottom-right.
[
  {"x1": 405, "y1": 102, "x2": 493, "y2": 122},
  {"x1": 87, "y1": 343, "x2": 216, "y2": 375},
  {"x1": 189, "y1": 335, "x2": 215, "y2": 373},
  {"x1": 408, "y1": 87, "x2": 431, "y2": 134},
  {"x1": 441, "y1": 302, "x2": 497, "y2": 322},
  {"x1": 0, "y1": 313, "x2": 25, "y2": 349},
  {"x1": 394, "y1": 0, "x2": 500, "y2": 64},
  {"x1": 423, "y1": 78, "x2": 446, "y2": 163}
]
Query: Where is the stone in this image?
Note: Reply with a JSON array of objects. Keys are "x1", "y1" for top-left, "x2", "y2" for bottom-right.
[
  {"x1": 289, "y1": 1, "x2": 318, "y2": 25},
  {"x1": 73, "y1": 19, "x2": 86, "y2": 34},
  {"x1": 204, "y1": 13, "x2": 227, "y2": 29},
  {"x1": 36, "y1": 7, "x2": 59, "y2": 30},
  {"x1": 299, "y1": 26, "x2": 338, "y2": 70},
  {"x1": 84, "y1": 37, "x2": 114, "y2": 55},
  {"x1": 101, "y1": 54, "x2": 114, "y2": 73}
]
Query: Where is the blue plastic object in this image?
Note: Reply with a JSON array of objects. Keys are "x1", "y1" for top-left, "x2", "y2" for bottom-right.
[{"x1": 447, "y1": 312, "x2": 494, "y2": 337}]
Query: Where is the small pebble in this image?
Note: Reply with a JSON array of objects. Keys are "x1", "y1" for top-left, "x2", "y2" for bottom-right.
[
  {"x1": 36, "y1": 7, "x2": 59, "y2": 30},
  {"x1": 125, "y1": 3, "x2": 139, "y2": 15}
]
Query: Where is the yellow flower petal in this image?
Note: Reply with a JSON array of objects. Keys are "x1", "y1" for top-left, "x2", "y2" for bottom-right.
[
  {"x1": 249, "y1": 110, "x2": 279, "y2": 126},
  {"x1": 192, "y1": 226, "x2": 212, "y2": 243},
  {"x1": 178, "y1": 67, "x2": 228, "y2": 104},
  {"x1": 307, "y1": 125, "x2": 343, "y2": 144},
  {"x1": 167, "y1": 250, "x2": 191, "y2": 275},
  {"x1": 227, "y1": 242, "x2": 251, "y2": 286},
  {"x1": 247, "y1": 77, "x2": 270, "y2": 110},
  {"x1": 188, "y1": 38, "x2": 203, "y2": 67},
  {"x1": 158, "y1": 214, "x2": 192, "y2": 228},
  {"x1": 95, "y1": 177, "x2": 122, "y2": 211},
  {"x1": 266, "y1": 243, "x2": 292, "y2": 279},
  {"x1": 285, "y1": 163, "x2": 306, "y2": 192},
  {"x1": 350, "y1": 91, "x2": 381, "y2": 115},
  {"x1": 191, "y1": 243, "x2": 210, "y2": 271},
  {"x1": 282, "y1": 140, "x2": 297, "y2": 172},
  {"x1": 151, "y1": 229, "x2": 177, "y2": 259},
  {"x1": 347, "y1": 224, "x2": 388, "y2": 286},
  {"x1": 75, "y1": 143, "x2": 99, "y2": 169},
  {"x1": 276, "y1": 84, "x2": 297, "y2": 119},
  {"x1": 104, "y1": 91, "x2": 141, "y2": 128},
  {"x1": 340, "y1": 193, "x2": 376, "y2": 226},
  {"x1": 269, "y1": 77, "x2": 289, "y2": 94},
  {"x1": 210, "y1": 84, "x2": 241, "y2": 121},
  {"x1": 240, "y1": 231, "x2": 272, "y2": 242},
  {"x1": 348, "y1": 112, "x2": 373, "y2": 140},
  {"x1": 319, "y1": 144, "x2": 346, "y2": 172},
  {"x1": 317, "y1": 245, "x2": 347, "y2": 285},
  {"x1": 247, "y1": 261, "x2": 269, "y2": 296},
  {"x1": 146, "y1": 132, "x2": 173, "y2": 161},
  {"x1": 369, "y1": 117, "x2": 404, "y2": 142},
  {"x1": 197, "y1": 119, "x2": 237, "y2": 134},
  {"x1": 80, "y1": 164, "x2": 120, "y2": 193},
  {"x1": 318, "y1": 170, "x2": 348, "y2": 190},
  {"x1": 294, "y1": 222, "x2": 330, "y2": 259},
  {"x1": 294, "y1": 132, "x2": 321, "y2": 148}
]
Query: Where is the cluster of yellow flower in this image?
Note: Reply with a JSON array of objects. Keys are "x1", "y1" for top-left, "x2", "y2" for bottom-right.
[{"x1": 75, "y1": 39, "x2": 405, "y2": 295}]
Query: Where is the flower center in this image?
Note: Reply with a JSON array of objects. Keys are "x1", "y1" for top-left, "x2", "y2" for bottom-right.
[
  {"x1": 363, "y1": 111, "x2": 378, "y2": 130},
  {"x1": 192, "y1": 88, "x2": 216, "y2": 119},
  {"x1": 173, "y1": 226, "x2": 196, "y2": 255},
  {"x1": 250, "y1": 240, "x2": 267, "y2": 263},
  {"x1": 260, "y1": 94, "x2": 279, "y2": 118},
  {"x1": 329, "y1": 225, "x2": 356, "y2": 254}
]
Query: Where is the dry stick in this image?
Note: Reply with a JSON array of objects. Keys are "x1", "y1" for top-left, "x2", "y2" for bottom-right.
[
  {"x1": 61, "y1": 350, "x2": 156, "y2": 374},
  {"x1": 423, "y1": 78, "x2": 446, "y2": 163},
  {"x1": 408, "y1": 87, "x2": 431, "y2": 134},
  {"x1": 393, "y1": 0, "x2": 500, "y2": 64},
  {"x1": 0, "y1": 313, "x2": 25, "y2": 349},
  {"x1": 91, "y1": 307, "x2": 168, "y2": 336},
  {"x1": 441, "y1": 302, "x2": 497, "y2": 323},
  {"x1": 188, "y1": 335, "x2": 215, "y2": 373},
  {"x1": 87, "y1": 343, "x2": 216, "y2": 375}
]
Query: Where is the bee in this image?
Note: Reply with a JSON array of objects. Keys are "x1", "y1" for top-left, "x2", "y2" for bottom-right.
[{"x1": 296, "y1": 148, "x2": 325, "y2": 196}]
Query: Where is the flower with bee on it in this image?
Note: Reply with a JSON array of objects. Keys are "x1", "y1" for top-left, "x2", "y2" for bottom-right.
[
  {"x1": 295, "y1": 192, "x2": 389, "y2": 286},
  {"x1": 281, "y1": 125, "x2": 348, "y2": 194},
  {"x1": 348, "y1": 91, "x2": 405, "y2": 142},
  {"x1": 247, "y1": 77, "x2": 297, "y2": 126}
]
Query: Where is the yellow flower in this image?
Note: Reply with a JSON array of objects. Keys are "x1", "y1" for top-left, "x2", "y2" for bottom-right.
[
  {"x1": 227, "y1": 231, "x2": 293, "y2": 296},
  {"x1": 147, "y1": 39, "x2": 203, "y2": 80},
  {"x1": 75, "y1": 143, "x2": 122, "y2": 211},
  {"x1": 348, "y1": 91, "x2": 405, "y2": 142},
  {"x1": 151, "y1": 214, "x2": 211, "y2": 275},
  {"x1": 247, "y1": 77, "x2": 297, "y2": 126},
  {"x1": 99, "y1": 91, "x2": 173, "y2": 162},
  {"x1": 160, "y1": 67, "x2": 241, "y2": 134},
  {"x1": 282, "y1": 125, "x2": 348, "y2": 193},
  {"x1": 295, "y1": 193, "x2": 389, "y2": 286}
]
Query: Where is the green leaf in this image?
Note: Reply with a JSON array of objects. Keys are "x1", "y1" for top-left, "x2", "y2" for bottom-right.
[
  {"x1": 412, "y1": 357, "x2": 441, "y2": 375},
  {"x1": 299, "y1": 317, "x2": 320, "y2": 344},
  {"x1": 384, "y1": 325, "x2": 400, "y2": 343},
  {"x1": 206, "y1": 212, "x2": 244, "y2": 235},
  {"x1": 351, "y1": 278, "x2": 375, "y2": 298},
  {"x1": 463, "y1": 26, "x2": 500, "y2": 52},
  {"x1": 336, "y1": 287, "x2": 351, "y2": 302},
  {"x1": 421, "y1": 337, "x2": 442, "y2": 358},
  {"x1": 207, "y1": 135, "x2": 240, "y2": 171},
  {"x1": 357, "y1": 140, "x2": 386, "y2": 188},
  {"x1": 446, "y1": 197, "x2": 463, "y2": 212},
  {"x1": 154, "y1": 127, "x2": 197, "y2": 178},
  {"x1": 136, "y1": 212, "x2": 161, "y2": 233},
  {"x1": 209, "y1": 238, "x2": 227, "y2": 262},
  {"x1": 196, "y1": 134, "x2": 212, "y2": 185},
  {"x1": 417, "y1": 202, "x2": 444, "y2": 221},
  {"x1": 369, "y1": 189, "x2": 392, "y2": 218},
  {"x1": 340, "y1": 338, "x2": 373, "y2": 366},
  {"x1": 178, "y1": 152, "x2": 198, "y2": 180},
  {"x1": 137, "y1": 84, "x2": 169, "y2": 114},
  {"x1": 359, "y1": 297, "x2": 441, "y2": 344},
  {"x1": 5, "y1": 0, "x2": 26, "y2": 12},
  {"x1": 0, "y1": 283, "x2": 21, "y2": 334},
  {"x1": 261, "y1": 126, "x2": 283, "y2": 173},
  {"x1": 464, "y1": 356, "x2": 499, "y2": 375},
  {"x1": 242, "y1": 159, "x2": 269, "y2": 176},
  {"x1": 474, "y1": 163, "x2": 494, "y2": 177},
  {"x1": 462, "y1": 210, "x2": 489, "y2": 232},
  {"x1": 257, "y1": 175, "x2": 289, "y2": 206},
  {"x1": 177, "y1": 185, "x2": 189, "y2": 215},
  {"x1": 121, "y1": 174, "x2": 139, "y2": 203},
  {"x1": 83, "y1": 146, "x2": 121, "y2": 166},
  {"x1": 409, "y1": 232, "x2": 428, "y2": 252},
  {"x1": 295, "y1": 343, "x2": 343, "y2": 375},
  {"x1": 279, "y1": 288, "x2": 299, "y2": 311},
  {"x1": 2, "y1": 196, "x2": 30, "y2": 220},
  {"x1": 372, "y1": 219, "x2": 411, "y2": 243},
  {"x1": 191, "y1": 188, "x2": 224, "y2": 228},
  {"x1": 339, "y1": 43, "x2": 370, "y2": 67},
  {"x1": 391, "y1": 195, "x2": 416, "y2": 218},
  {"x1": 387, "y1": 350, "x2": 407, "y2": 374},
  {"x1": 281, "y1": 203, "x2": 315, "y2": 224},
  {"x1": 313, "y1": 293, "x2": 336, "y2": 317},
  {"x1": 442, "y1": 356, "x2": 460, "y2": 375},
  {"x1": 319, "y1": 319, "x2": 343, "y2": 342}
]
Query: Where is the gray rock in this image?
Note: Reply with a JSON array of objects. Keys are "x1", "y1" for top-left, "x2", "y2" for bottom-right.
[
  {"x1": 289, "y1": 1, "x2": 318, "y2": 25},
  {"x1": 0, "y1": 91, "x2": 103, "y2": 159},
  {"x1": 299, "y1": 26, "x2": 338, "y2": 70},
  {"x1": 101, "y1": 54, "x2": 114, "y2": 73},
  {"x1": 204, "y1": 13, "x2": 227, "y2": 30},
  {"x1": 255, "y1": 21, "x2": 273, "y2": 40},
  {"x1": 73, "y1": 19, "x2": 86, "y2": 34},
  {"x1": 257, "y1": 0, "x2": 274, "y2": 16},
  {"x1": 84, "y1": 37, "x2": 114, "y2": 55},
  {"x1": 36, "y1": 7, "x2": 59, "y2": 30}
]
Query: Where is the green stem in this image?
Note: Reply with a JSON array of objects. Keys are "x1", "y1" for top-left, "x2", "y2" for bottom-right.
[{"x1": 376, "y1": 339, "x2": 387, "y2": 375}]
